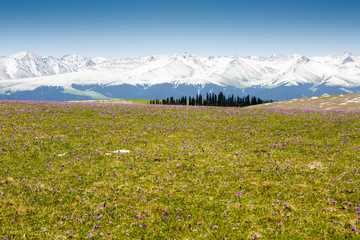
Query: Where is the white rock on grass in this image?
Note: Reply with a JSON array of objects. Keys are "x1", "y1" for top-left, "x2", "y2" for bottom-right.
[
  {"x1": 113, "y1": 150, "x2": 130, "y2": 154},
  {"x1": 105, "y1": 150, "x2": 130, "y2": 155}
]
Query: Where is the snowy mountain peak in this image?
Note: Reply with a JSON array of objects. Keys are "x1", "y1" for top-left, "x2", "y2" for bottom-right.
[
  {"x1": 341, "y1": 52, "x2": 354, "y2": 64},
  {"x1": 61, "y1": 54, "x2": 95, "y2": 69},
  {"x1": 295, "y1": 56, "x2": 310, "y2": 64},
  {"x1": 61, "y1": 54, "x2": 89, "y2": 62},
  {"x1": 291, "y1": 54, "x2": 302, "y2": 59},
  {"x1": 269, "y1": 53, "x2": 288, "y2": 61},
  {"x1": 171, "y1": 52, "x2": 194, "y2": 60},
  {"x1": 10, "y1": 51, "x2": 40, "y2": 60}
]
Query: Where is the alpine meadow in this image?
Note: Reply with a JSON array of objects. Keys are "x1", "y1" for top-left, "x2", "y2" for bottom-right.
[{"x1": 1, "y1": 99, "x2": 360, "y2": 239}]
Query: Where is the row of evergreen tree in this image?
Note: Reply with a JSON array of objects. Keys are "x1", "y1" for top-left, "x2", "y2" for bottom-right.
[{"x1": 150, "y1": 92, "x2": 273, "y2": 107}]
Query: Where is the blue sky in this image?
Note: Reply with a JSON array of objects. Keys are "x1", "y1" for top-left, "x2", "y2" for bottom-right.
[{"x1": 1, "y1": 0, "x2": 360, "y2": 59}]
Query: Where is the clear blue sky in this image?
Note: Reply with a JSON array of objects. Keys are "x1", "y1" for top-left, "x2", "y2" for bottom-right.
[{"x1": 1, "y1": 0, "x2": 360, "y2": 59}]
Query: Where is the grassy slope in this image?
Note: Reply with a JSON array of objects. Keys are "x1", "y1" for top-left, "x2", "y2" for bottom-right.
[
  {"x1": 251, "y1": 94, "x2": 360, "y2": 112},
  {"x1": 0, "y1": 101, "x2": 359, "y2": 239}
]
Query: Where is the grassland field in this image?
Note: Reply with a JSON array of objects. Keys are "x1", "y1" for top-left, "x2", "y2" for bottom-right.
[{"x1": 1, "y1": 98, "x2": 360, "y2": 239}]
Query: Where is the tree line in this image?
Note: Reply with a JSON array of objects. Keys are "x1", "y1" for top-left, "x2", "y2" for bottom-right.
[{"x1": 150, "y1": 92, "x2": 273, "y2": 107}]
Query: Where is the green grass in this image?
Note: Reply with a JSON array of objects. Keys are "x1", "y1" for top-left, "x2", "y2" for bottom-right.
[{"x1": 0, "y1": 101, "x2": 359, "y2": 239}]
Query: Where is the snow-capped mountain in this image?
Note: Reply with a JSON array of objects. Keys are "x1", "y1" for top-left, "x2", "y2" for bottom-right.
[
  {"x1": 0, "y1": 51, "x2": 360, "y2": 101},
  {"x1": 0, "y1": 51, "x2": 74, "y2": 80}
]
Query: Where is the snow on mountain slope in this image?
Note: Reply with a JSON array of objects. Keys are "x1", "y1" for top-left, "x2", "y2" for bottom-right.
[
  {"x1": 0, "y1": 51, "x2": 76, "y2": 80},
  {"x1": 10, "y1": 51, "x2": 40, "y2": 60},
  {"x1": 1, "y1": 51, "x2": 360, "y2": 94},
  {"x1": 61, "y1": 54, "x2": 95, "y2": 70},
  {"x1": 0, "y1": 57, "x2": 18, "y2": 79},
  {"x1": 221, "y1": 59, "x2": 268, "y2": 87}
]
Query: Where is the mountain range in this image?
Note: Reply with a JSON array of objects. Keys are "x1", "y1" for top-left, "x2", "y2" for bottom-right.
[{"x1": 0, "y1": 51, "x2": 360, "y2": 101}]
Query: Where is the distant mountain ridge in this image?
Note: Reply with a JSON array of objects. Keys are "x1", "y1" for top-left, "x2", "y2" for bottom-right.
[{"x1": 0, "y1": 51, "x2": 360, "y2": 101}]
